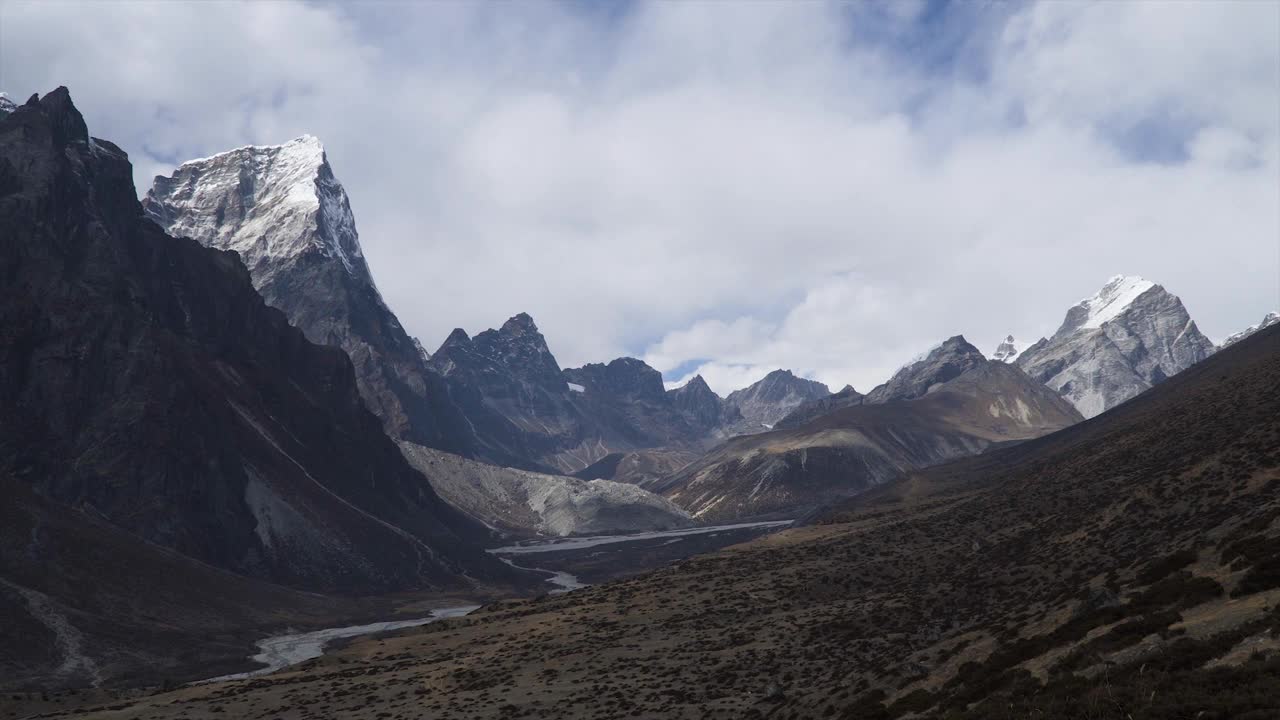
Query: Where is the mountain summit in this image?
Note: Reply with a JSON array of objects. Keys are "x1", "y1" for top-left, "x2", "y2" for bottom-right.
[
  {"x1": 1017, "y1": 275, "x2": 1214, "y2": 417},
  {"x1": 146, "y1": 136, "x2": 374, "y2": 285},
  {"x1": 991, "y1": 334, "x2": 1020, "y2": 362},
  {"x1": 724, "y1": 369, "x2": 830, "y2": 430},
  {"x1": 865, "y1": 335, "x2": 987, "y2": 404},
  {"x1": 1222, "y1": 311, "x2": 1279, "y2": 348},
  {"x1": 145, "y1": 137, "x2": 473, "y2": 453}
]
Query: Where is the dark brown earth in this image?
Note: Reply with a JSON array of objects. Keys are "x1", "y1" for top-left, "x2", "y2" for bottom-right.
[{"x1": 28, "y1": 307, "x2": 1280, "y2": 719}]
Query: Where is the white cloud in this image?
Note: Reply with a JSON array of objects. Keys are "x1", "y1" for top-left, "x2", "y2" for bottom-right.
[{"x1": 4, "y1": 0, "x2": 1276, "y2": 392}]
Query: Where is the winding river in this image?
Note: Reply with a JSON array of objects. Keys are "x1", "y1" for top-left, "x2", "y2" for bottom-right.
[{"x1": 199, "y1": 519, "x2": 791, "y2": 683}]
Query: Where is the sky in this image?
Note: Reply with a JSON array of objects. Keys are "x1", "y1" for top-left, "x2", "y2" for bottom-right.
[{"x1": 3, "y1": 0, "x2": 1278, "y2": 394}]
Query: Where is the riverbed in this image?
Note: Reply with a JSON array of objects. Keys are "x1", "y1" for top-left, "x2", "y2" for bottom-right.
[{"x1": 200, "y1": 519, "x2": 793, "y2": 683}]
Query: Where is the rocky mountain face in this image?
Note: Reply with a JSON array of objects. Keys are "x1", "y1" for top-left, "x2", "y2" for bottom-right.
[
  {"x1": 774, "y1": 384, "x2": 864, "y2": 429},
  {"x1": 1016, "y1": 275, "x2": 1216, "y2": 417},
  {"x1": 991, "y1": 334, "x2": 1020, "y2": 362},
  {"x1": 653, "y1": 342, "x2": 1081, "y2": 521},
  {"x1": 723, "y1": 369, "x2": 830, "y2": 432},
  {"x1": 428, "y1": 316, "x2": 592, "y2": 472},
  {"x1": 1222, "y1": 311, "x2": 1279, "y2": 349},
  {"x1": 864, "y1": 335, "x2": 988, "y2": 404},
  {"x1": 144, "y1": 136, "x2": 473, "y2": 455},
  {"x1": 0, "y1": 89, "x2": 508, "y2": 596},
  {"x1": 430, "y1": 316, "x2": 707, "y2": 473},
  {"x1": 667, "y1": 374, "x2": 744, "y2": 433},
  {"x1": 398, "y1": 443, "x2": 692, "y2": 538}
]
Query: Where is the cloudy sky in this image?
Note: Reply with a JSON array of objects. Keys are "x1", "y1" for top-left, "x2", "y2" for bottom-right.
[{"x1": 4, "y1": 0, "x2": 1277, "y2": 393}]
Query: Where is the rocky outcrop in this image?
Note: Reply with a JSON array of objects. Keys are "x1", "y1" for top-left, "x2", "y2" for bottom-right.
[
  {"x1": 398, "y1": 443, "x2": 693, "y2": 538},
  {"x1": 1016, "y1": 276, "x2": 1215, "y2": 417},
  {"x1": 144, "y1": 136, "x2": 473, "y2": 455},
  {"x1": 0, "y1": 88, "x2": 506, "y2": 595}
]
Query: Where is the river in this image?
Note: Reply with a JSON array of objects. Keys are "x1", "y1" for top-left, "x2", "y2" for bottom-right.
[{"x1": 199, "y1": 519, "x2": 792, "y2": 683}]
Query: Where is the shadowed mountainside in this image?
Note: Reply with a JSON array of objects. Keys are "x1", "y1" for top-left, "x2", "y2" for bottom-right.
[
  {"x1": 54, "y1": 320, "x2": 1280, "y2": 719},
  {"x1": 0, "y1": 89, "x2": 516, "y2": 595}
]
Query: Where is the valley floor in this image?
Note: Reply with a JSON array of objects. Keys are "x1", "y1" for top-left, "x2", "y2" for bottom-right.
[{"x1": 0, "y1": 521, "x2": 794, "y2": 720}]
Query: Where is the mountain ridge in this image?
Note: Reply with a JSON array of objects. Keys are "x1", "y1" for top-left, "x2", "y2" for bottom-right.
[{"x1": 0, "y1": 88, "x2": 508, "y2": 595}]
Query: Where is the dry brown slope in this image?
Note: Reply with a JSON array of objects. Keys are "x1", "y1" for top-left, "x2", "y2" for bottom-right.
[
  {"x1": 655, "y1": 360, "x2": 1081, "y2": 521},
  {"x1": 46, "y1": 324, "x2": 1280, "y2": 720}
]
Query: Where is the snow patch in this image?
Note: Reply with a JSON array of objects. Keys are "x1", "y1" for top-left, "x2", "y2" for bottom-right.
[
  {"x1": 566, "y1": 382, "x2": 585, "y2": 393},
  {"x1": 991, "y1": 335, "x2": 1020, "y2": 363},
  {"x1": 1073, "y1": 275, "x2": 1155, "y2": 330}
]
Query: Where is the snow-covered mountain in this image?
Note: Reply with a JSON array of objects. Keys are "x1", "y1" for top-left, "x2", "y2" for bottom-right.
[
  {"x1": 144, "y1": 137, "x2": 474, "y2": 454},
  {"x1": 0, "y1": 93, "x2": 16, "y2": 117},
  {"x1": 1016, "y1": 275, "x2": 1215, "y2": 418},
  {"x1": 1221, "y1": 311, "x2": 1279, "y2": 349},
  {"x1": 991, "y1": 335, "x2": 1020, "y2": 362}
]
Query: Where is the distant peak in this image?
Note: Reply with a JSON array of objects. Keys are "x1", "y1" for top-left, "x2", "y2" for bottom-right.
[
  {"x1": 1059, "y1": 275, "x2": 1158, "y2": 336},
  {"x1": 439, "y1": 328, "x2": 471, "y2": 348},
  {"x1": 676, "y1": 374, "x2": 713, "y2": 394},
  {"x1": 500, "y1": 312, "x2": 540, "y2": 335},
  {"x1": 902, "y1": 335, "x2": 981, "y2": 370},
  {"x1": 992, "y1": 335, "x2": 1020, "y2": 363},
  {"x1": 1221, "y1": 310, "x2": 1280, "y2": 348}
]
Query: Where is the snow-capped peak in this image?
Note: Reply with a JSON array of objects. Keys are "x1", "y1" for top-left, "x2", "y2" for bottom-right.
[
  {"x1": 1221, "y1": 311, "x2": 1280, "y2": 348},
  {"x1": 1059, "y1": 275, "x2": 1156, "y2": 335},
  {"x1": 0, "y1": 93, "x2": 16, "y2": 117},
  {"x1": 145, "y1": 135, "x2": 374, "y2": 287},
  {"x1": 991, "y1": 335, "x2": 1020, "y2": 363}
]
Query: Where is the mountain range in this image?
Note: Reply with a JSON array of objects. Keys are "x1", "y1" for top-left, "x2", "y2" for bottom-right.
[
  {"x1": 78, "y1": 303, "x2": 1280, "y2": 719},
  {"x1": 650, "y1": 337, "x2": 1082, "y2": 520},
  {"x1": 3, "y1": 86, "x2": 1276, "y2": 707}
]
